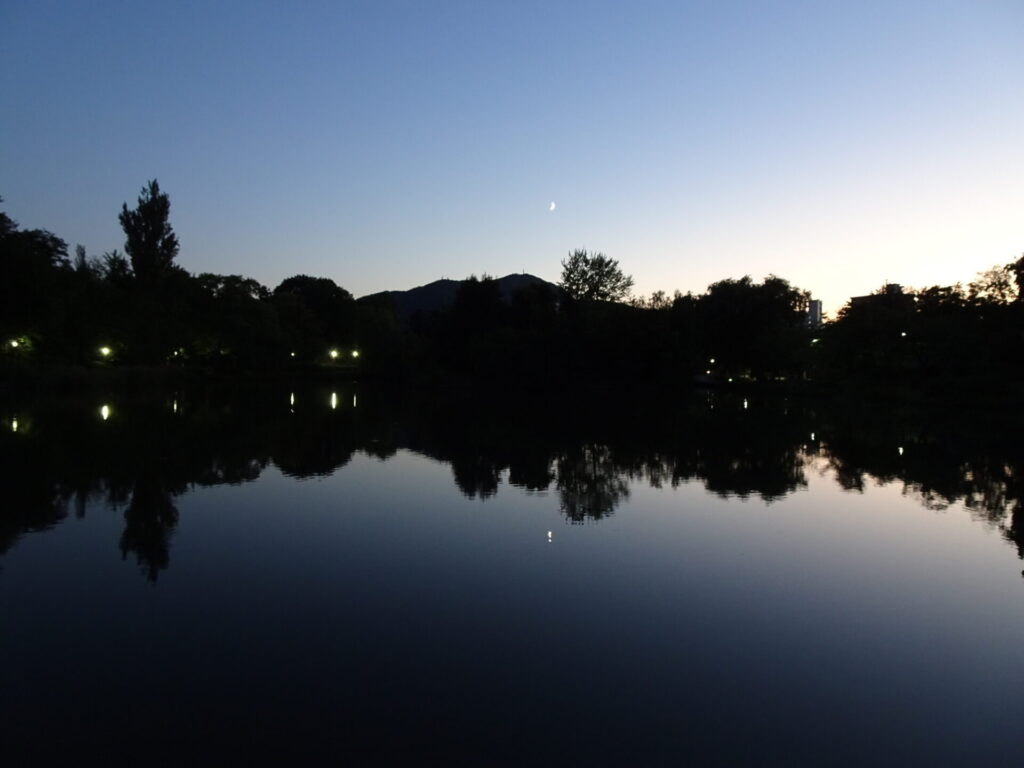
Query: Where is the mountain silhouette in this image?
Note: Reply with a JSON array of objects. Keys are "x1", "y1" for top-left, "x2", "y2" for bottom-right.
[{"x1": 359, "y1": 273, "x2": 560, "y2": 322}]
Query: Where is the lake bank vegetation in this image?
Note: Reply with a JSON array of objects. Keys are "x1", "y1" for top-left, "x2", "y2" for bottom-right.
[{"x1": 3, "y1": 181, "x2": 1022, "y2": 398}]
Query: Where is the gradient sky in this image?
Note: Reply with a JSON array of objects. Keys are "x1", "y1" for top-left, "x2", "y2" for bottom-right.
[{"x1": 3, "y1": 0, "x2": 1022, "y2": 314}]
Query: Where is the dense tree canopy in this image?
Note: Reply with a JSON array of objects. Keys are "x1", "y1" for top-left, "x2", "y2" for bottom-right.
[
  {"x1": 119, "y1": 180, "x2": 179, "y2": 285},
  {"x1": 559, "y1": 249, "x2": 634, "y2": 302}
]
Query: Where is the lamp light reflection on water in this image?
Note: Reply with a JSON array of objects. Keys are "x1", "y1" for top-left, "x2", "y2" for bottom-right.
[
  {"x1": 290, "y1": 392, "x2": 295, "y2": 407},
  {"x1": 100, "y1": 405, "x2": 111, "y2": 421},
  {"x1": 352, "y1": 395, "x2": 357, "y2": 408},
  {"x1": 330, "y1": 392, "x2": 338, "y2": 410},
  {"x1": 743, "y1": 398, "x2": 748, "y2": 409},
  {"x1": 172, "y1": 400, "x2": 178, "y2": 414},
  {"x1": 547, "y1": 530, "x2": 553, "y2": 543},
  {"x1": 11, "y1": 418, "x2": 17, "y2": 433},
  {"x1": 899, "y1": 446, "x2": 904, "y2": 456}
]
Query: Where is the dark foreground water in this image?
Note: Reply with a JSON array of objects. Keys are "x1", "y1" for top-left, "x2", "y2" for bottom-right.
[{"x1": 2, "y1": 385, "x2": 1023, "y2": 765}]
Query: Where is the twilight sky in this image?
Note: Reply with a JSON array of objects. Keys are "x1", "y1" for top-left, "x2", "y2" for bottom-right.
[{"x1": 2, "y1": 0, "x2": 1022, "y2": 314}]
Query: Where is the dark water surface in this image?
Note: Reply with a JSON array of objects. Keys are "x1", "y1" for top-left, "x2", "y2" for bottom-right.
[{"x1": 2, "y1": 386, "x2": 1023, "y2": 765}]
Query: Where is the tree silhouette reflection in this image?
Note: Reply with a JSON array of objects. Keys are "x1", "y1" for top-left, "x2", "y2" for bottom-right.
[
  {"x1": 556, "y1": 444, "x2": 629, "y2": 522},
  {"x1": 2, "y1": 387, "x2": 1024, "y2": 577},
  {"x1": 119, "y1": 475, "x2": 179, "y2": 581}
]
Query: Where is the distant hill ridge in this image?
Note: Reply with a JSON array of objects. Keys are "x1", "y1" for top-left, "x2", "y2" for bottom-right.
[{"x1": 359, "y1": 273, "x2": 559, "y2": 321}]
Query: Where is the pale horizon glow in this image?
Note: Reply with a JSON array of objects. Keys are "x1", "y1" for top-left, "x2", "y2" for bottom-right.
[{"x1": 2, "y1": 1, "x2": 1022, "y2": 316}]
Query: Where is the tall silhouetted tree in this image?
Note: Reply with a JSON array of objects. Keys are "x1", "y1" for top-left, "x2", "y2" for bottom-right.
[
  {"x1": 1007, "y1": 253, "x2": 1024, "y2": 301},
  {"x1": 559, "y1": 249, "x2": 634, "y2": 302},
  {"x1": 119, "y1": 179, "x2": 179, "y2": 285}
]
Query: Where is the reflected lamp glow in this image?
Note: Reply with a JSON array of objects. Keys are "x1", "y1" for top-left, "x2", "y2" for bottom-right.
[
  {"x1": 290, "y1": 392, "x2": 295, "y2": 407},
  {"x1": 330, "y1": 392, "x2": 338, "y2": 410},
  {"x1": 11, "y1": 418, "x2": 17, "y2": 433},
  {"x1": 547, "y1": 530, "x2": 553, "y2": 543},
  {"x1": 352, "y1": 395, "x2": 357, "y2": 408},
  {"x1": 100, "y1": 404, "x2": 111, "y2": 421},
  {"x1": 172, "y1": 400, "x2": 178, "y2": 414},
  {"x1": 743, "y1": 398, "x2": 748, "y2": 409},
  {"x1": 99, "y1": 346, "x2": 111, "y2": 357},
  {"x1": 898, "y1": 446, "x2": 904, "y2": 456},
  {"x1": 329, "y1": 349, "x2": 339, "y2": 359}
]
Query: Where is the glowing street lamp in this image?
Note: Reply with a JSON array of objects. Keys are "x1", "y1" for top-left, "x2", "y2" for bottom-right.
[
  {"x1": 329, "y1": 349, "x2": 339, "y2": 360},
  {"x1": 9, "y1": 340, "x2": 19, "y2": 349},
  {"x1": 99, "y1": 346, "x2": 112, "y2": 357},
  {"x1": 351, "y1": 350, "x2": 360, "y2": 359}
]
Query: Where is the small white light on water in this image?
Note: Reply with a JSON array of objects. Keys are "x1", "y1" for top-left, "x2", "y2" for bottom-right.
[
  {"x1": 898, "y1": 446, "x2": 904, "y2": 456},
  {"x1": 810, "y1": 432, "x2": 815, "y2": 441},
  {"x1": 743, "y1": 398, "x2": 748, "y2": 409},
  {"x1": 11, "y1": 418, "x2": 18, "y2": 433},
  {"x1": 173, "y1": 400, "x2": 178, "y2": 413},
  {"x1": 290, "y1": 392, "x2": 295, "y2": 407},
  {"x1": 100, "y1": 405, "x2": 110, "y2": 421},
  {"x1": 330, "y1": 392, "x2": 338, "y2": 410},
  {"x1": 547, "y1": 530, "x2": 553, "y2": 543},
  {"x1": 352, "y1": 395, "x2": 357, "y2": 408}
]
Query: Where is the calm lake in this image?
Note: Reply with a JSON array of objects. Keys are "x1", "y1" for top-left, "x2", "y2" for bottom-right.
[{"x1": 2, "y1": 385, "x2": 1023, "y2": 765}]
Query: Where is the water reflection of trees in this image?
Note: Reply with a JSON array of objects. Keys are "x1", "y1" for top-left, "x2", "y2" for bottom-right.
[
  {"x1": 816, "y1": 401, "x2": 1024, "y2": 560},
  {"x1": 2, "y1": 387, "x2": 1023, "y2": 576}
]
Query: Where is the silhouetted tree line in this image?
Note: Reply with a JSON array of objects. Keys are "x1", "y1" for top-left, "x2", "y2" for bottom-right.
[
  {"x1": 3, "y1": 386, "x2": 1024, "y2": 579},
  {"x1": 0, "y1": 184, "x2": 377, "y2": 372},
  {"x1": 2, "y1": 183, "x2": 1022, "y2": 390},
  {"x1": 811, "y1": 267, "x2": 1024, "y2": 392}
]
